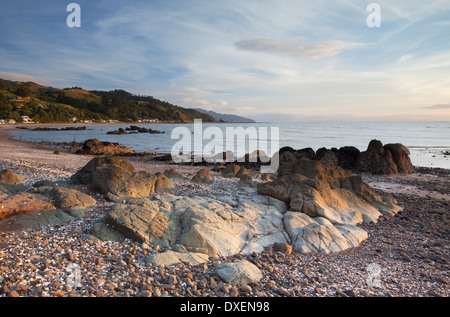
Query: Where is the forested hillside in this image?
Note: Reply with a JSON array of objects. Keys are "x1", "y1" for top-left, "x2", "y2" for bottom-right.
[{"x1": 0, "y1": 79, "x2": 215, "y2": 123}]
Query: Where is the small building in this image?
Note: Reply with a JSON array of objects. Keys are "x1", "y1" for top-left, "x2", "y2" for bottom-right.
[
  {"x1": 7, "y1": 96, "x2": 31, "y2": 102},
  {"x1": 141, "y1": 118, "x2": 160, "y2": 123},
  {"x1": 8, "y1": 119, "x2": 16, "y2": 124},
  {"x1": 69, "y1": 116, "x2": 77, "y2": 122},
  {"x1": 0, "y1": 119, "x2": 6, "y2": 125},
  {"x1": 20, "y1": 116, "x2": 34, "y2": 123}
]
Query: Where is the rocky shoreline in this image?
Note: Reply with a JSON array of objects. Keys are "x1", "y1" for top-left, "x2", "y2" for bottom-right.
[
  {"x1": 0, "y1": 129, "x2": 448, "y2": 298},
  {"x1": 0, "y1": 182, "x2": 448, "y2": 298}
]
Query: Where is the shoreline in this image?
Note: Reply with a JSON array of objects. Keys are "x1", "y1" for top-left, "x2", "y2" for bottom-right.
[
  {"x1": 0, "y1": 124, "x2": 449, "y2": 298},
  {"x1": 1, "y1": 122, "x2": 449, "y2": 204},
  {"x1": 4, "y1": 121, "x2": 450, "y2": 170}
]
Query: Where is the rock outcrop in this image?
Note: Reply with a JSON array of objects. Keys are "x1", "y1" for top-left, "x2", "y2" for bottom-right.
[
  {"x1": 30, "y1": 185, "x2": 97, "y2": 212},
  {"x1": 163, "y1": 168, "x2": 185, "y2": 180},
  {"x1": 91, "y1": 193, "x2": 290, "y2": 259},
  {"x1": 383, "y1": 143, "x2": 414, "y2": 173},
  {"x1": 356, "y1": 139, "x2": 414, "y2": 174},
  {"x1": 216, "y1": 260, "x2": 263, "y2": 285},
  {"x1": 221, "y1": 164, "x2": 241, "y2": 178},
  {"x1": 275, "y1": 140, "x2": 413, "y2": 174},
  {"x1": 0, "y1": 170, "x2": 25, "y2": 184},
  {"x1": 70, "y1": 156, "x2": 174, "y2": 199},
  {"x1": 91, "y1": 157, "x2": 401, "y2": 263},
  {"x1": 0, "y1": 192, "x2": 55, "y2": 219},
  {"x1": 146, "y1": 250, "x2": 209, "y2": 267},
  {"x1": 262, "y1": 158, "x2": 400, "y2": 221},
  {"x1": 0, "y1": 182, "x2": 96, "y2": 227},
  {"x1": 75, "y1": 139, "x2": 136, "y2": 156},
  {"x1": 58, "y1": 152, "x2": 403, "y2": 266},
  {"x1": 154, "y1": 173, "x2": 175, "y2": 193},
  {"x1": 337, "y1": 146, "x2": 360, "y2": 169},
  {"x1": 107, "y1": 126, "x2": 164, "y2": 135},
  {"x1": 191, "y1": 168, "x2": 212, "y2": 184}
]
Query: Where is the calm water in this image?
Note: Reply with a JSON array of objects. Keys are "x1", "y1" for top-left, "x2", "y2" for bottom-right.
[{"x1": 10, "y1": 122, "x2": 450, "y2": 169}]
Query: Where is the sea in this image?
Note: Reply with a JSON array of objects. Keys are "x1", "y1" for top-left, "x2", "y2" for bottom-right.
[{"x1": 9, "y1": 121, "x2": 450, "y2": 170}]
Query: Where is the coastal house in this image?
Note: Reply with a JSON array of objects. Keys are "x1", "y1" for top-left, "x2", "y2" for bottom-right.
[
  {"x1": 0, "y1": 119, "x2": 6, "y2": 125},
  {"x1": 69, "y1": 116, "x2": 77, "y2": 122},
  {"x1": 7, "y1": 119, "x2": 16, "y2": 124},
  {"x1": 7, "y1": 96, "x2": 31, "y2": 102},
  {"x1": 20, "y1": 115, "x2": 34, "y2": 123}
]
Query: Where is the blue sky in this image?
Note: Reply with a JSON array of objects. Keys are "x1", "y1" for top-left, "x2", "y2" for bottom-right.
[{"x1": 1, "y1": 0, "x2": 449, "y2": 122}]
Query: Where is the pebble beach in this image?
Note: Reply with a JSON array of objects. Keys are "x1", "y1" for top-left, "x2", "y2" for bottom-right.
[{"x1": 0, "y1": 125, "x2": 448, "y2": 298}]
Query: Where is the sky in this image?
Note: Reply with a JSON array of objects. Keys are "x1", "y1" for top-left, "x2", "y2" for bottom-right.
[{"x1": 0, "y1": 0, "x2": 449, "y2": 122}]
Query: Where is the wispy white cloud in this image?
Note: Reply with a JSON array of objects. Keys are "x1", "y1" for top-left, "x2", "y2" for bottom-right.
[
  {"x1": 398, "y1": 54, "x2": 413, "y2": 63},
  {"x1": 235, "y1": 38, "x2": 348, "y2": 60},
  {"x1": 422, "y1": 104, "x2": 450, "y2": 109},
  {"x1": 1, "y1": 1, "x2": 450, "y2": 122},
  {"x1": 0, "y1": 71, "x2": 51, "y2": 85}
]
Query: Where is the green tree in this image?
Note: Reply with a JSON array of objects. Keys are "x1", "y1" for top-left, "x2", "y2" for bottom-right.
[{"x1": 15, "y1": 85, "x2": 33, "y2": 97}]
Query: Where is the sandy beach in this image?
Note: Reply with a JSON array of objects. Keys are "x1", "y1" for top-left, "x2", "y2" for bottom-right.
[{"x1": 0, "y1": 124, "x2": 448, "y2": 298}]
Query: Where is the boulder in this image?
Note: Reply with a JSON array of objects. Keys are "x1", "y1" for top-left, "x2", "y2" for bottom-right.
[
  {"x1": 356, "y1": 139, "x2": 398, "y2": 175},
  {"x1": 279, "y1": 158, "x2": 350, "y2": 188},
  {"x1": 216, "y1": 260, "x2": 263, "y2": 285},
  {"x1": 238, "y1": 174, "x2": 255, "y2": 188},
  {"x1": 277, "y1": 151, "x2": 297, "y2": 176},
  {"x1": 296, "y1": 147, "x2": 316, "y2": 160},
  {"x1": 0, "y1": 193, "x2": 55, "y2": 219},
  {"x1": 211, "y1": 165, "x2": 226, "y2": 173},
  {"x1": 154, "y1": 172, "x2": 175, "y2": 193},
  {"x1": 317, "y1": 150, "x2": 338, "y2": 166},
  {"x1": 106, "y1": 128, "x2": 127, "y2": 135},
  {"x1": 75, "y1": 139, "x2": 136, "y2": 156},
  {"x1": 146, "y1": 250, "x2": 209, "y2": 267},
  {"x1": 163, "y1": 168, "x2": 185, "y2": 180},
  {"x1": 278, "y1": 146, "x2": 295, "y2": 155},
  {"x1": 0, "y1": 189, "x2": 79, "y2": 228},
  {"x1": 70, "y1": 156, "x2": 135, "y2": 184},
  {"x1": 384, "y1": 143, "x2": 414, "y2": 173},
  {"x1": 337, "y1": 146, "x2": 360, "y2": 169},
  {"x1": 0, "y1": 184, "x2": 92, "y2": 228},
  {"x1": 258, "y1": 158, "x2": 401, "y2": 253},
  {"x1": 236, "y1": 167, "x2": 249, "y2": 178},
  {"x1": 71, "y1": 156, "x2": 157, "y2": 198},
  {"x1": 221, "y1": 164, "x2": 241, "y2": 178},
  {"x1": 191, "y1": 168, "x2": 212, "y2": 184},
  {"x1": 104, "y1": 199, "x2": 178, "y2": 247},
  {"x1": 31, "y1": 186, "x2": 96, "y2": 211},
  {"x1": 0, "y1": 183, "x2": 30, "y2": 199},
  {"x1": 283, "y1": 212, "x2": 368, "y2": 253},
  {"x1": 259, "y1": 159, "x2": 400, "y2": 225},
  {"x1": 213, "y1": 151, "x2": 235, "y2": 163},
  {"x1": 0, "y1": 170, "x2": 25, "y2": 184},
  {"x1": 12, "y1": 209, "x2": 77, "y2": 229},
  {"x1": 237, "y1": 150, "x2": 271, "y2": 168},
  {"x1": 91, "y1": 193, "x2": 289, "y2": 258}
]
